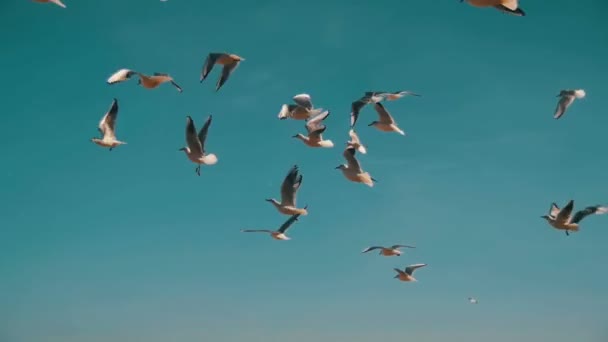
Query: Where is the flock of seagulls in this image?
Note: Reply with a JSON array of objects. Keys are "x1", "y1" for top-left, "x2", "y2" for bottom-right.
[{"x1": 35, "y1": 0, "x2": 606, "y2": 305}]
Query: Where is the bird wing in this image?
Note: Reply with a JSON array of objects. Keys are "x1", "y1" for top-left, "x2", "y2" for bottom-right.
[
  {"x1": 293, "y1": 94, "x2": 313, "y2": 110},
  {"x1": 501, "y1": 0, "x2": 519, "y2": 10},
  {"x1": 277, "y1": 213, "x2": 301, "y2": 233},
  {"x1": 350, "y1": 98, "x2": 369, "y2": 128},
  {"x1": 571, "y1": 206, "x2": 608, "y2": 224},
  {"x1": 391, "y1": 244, "x2": 415, "y2": 249},
  {"x1": 306, "y1": 110, "x2": 330, "y2": 136},
  {"x1": 241, "y1": 229, "x2": 273, "y2": 233},
  {"x1": 348, "y1": 129, "x2": 360, "y2": 144},
  {"x1": 201, "y1": 53, "x2": 223, "y2": 82},
  {"x1": 373, "y1": 102, "x2": 395, "y2": 124},
  {"x1": 216, "y1": 61, "x2": 239, "y2": 91},
  {"x1": 555, "y1": 200, "x2": 575, "y2": 223},
  {"x1": 394, "y1": 90, "x2": 420, "y2": 98},
  {"x1": 405, "y1": 263, "x2": 427, "y2": 275},
  {"x1": 343, "y1": 147, "x2": 362, "y2": 173},
  {"x1": 361, "y1": 246, "x2": 383, "y2": 253},
  {"x1": 50, "y1": 0, "x2": 67, "y2": 8},
  {"x1": 280, "y1": 165, "x2": 302, "y2": 207},
  {"x1": 99, "y1": 98, "x2": 119, "y2": 139},
  {"x1": 107, "y1": 69, "x2": 136, "y2": 84},
  {"x1": 197, "y1": 115, "x2": 213, "y2": 154},
  {"x1": 185, "y1": 116, "x2": 204, "y2": 155},
  {"x1": 549, "y1": 203, "x2": 560, "y2": 218},
  {"x1": 554, "y1": 95, "x2": 575, "y2": 119}
]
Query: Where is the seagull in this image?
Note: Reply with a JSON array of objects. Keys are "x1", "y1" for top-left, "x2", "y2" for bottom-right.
[
  {"x1": 335, "y1": 147, "x2": 377, "y2": 187},
  {"x1": 361, "y1": 245, "x2": 415, "y2": 256},
  {"x1": 460, "y1": 0, "x2": 526, "y2": 17},
  {"x1": 541, "y1": 200, "x2": 608, "y2": 236},
  {"x1": 365, "y1": 91, "x2": 421, "y2": 101},
  {"x1": 468, "y1": 297, "x2": 479, "y2": 304},
  {"x1": 107, "y1": 69, "x2": 139, "y2": 85},
  {"x1": 91, "y1": 98, "x2": 127, "y2": 151},
  {"x1": 292, "y1": 110, "x2": 334, "y2": 148},
  {"x1": 554, "y1": 89, "x2": 586, "y2": 120},
  {"x1": 179, "y1": 115, "x2": 218, "y2": 176},
  {"x1": 137, "y1": 72, "x2": 182, "y2": 92},
  {"x1": 278, "y1": 94, "x2": 324, "y2": 120},
  {"x1": 393, "y1": 264, "x2": 427, "y2": 282},
  {"x1": 241, "y1": 212, "x2": 305, "y2": 241},
  {"x1": 369, "y1": 102, "x2": 406, "y2": 136},
  {"x1": 266, "y1": 165, "x2": 309, "y2": 216},
  {"x1": 33, "y1": 0, "x2": 66, "y2": 8},
  {"x1": 346, "y1": 129, "x2": 367, "y2": 154},
  {"x1": 200, "y1": 52, "x2": 245, "y2": 92}
]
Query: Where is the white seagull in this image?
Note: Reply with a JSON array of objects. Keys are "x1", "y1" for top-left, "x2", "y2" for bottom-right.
[
  {"x1": 107, "y1": 68, "x2": 139, "y2": 85},
  {"x1": 346, "y1": 129, "x2": 367, "y2": 154},
  {"x1": 393, "y1": 263, "x2": 427, "y2": 282},
  {"x1": 278, "y1": 94, "x2": 324, "y2": 120},
  {"x1": 292, "y1": 110, "x2": 334, "y2": 148},
  {"x1": 241, "y1": 212, "x2": 304, "y2": 241},
  {"x1": 369, "y1": 102, "x2": 406, "y2": 136},
  {"x1": 554, "y1": 89, "x2": 586, "y2": 119},
  {"x1": 362, "y1": 244, "x2": 415, "y2": 256},
  {"x1": 33, "y1": 0, "x2": 67, "y2": 8},
  {"x1": 179, "y1": 115, "x2": 218, "y2": 176},
  {"x1": 541, "y1": 200, "x2": 607, "y2": 236},
  {"x1": 468, "y1": 297, "x2": 479, "y2": 304},
  {"x1": 335, "y1": 147, "x2": 377, "y2": 187},
  {"x1": 460, "y1": 0, "x2": 526, "y2": 16},
  {"x1": 90, "y1": 98, "x2": 127, "y2": 151},
  {"x1": 266, "y1": 165, "x2": 309, "y2": 216}
]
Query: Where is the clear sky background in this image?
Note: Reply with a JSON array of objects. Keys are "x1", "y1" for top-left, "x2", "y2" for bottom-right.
[{"x1": 1, "y1": 0, "x2": 608, "y2": 341}]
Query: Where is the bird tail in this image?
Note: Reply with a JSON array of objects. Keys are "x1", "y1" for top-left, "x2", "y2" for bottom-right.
[
  {"x1": 574, "y1": 89, "x2": 586, "y2": 99},
  {"x1": 202, "y1": 153, "x2": 218, "y2": 165}
]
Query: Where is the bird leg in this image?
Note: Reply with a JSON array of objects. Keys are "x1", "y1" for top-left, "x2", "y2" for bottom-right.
[
  {"x1": 196, "y1": 165, "x2": 201, "y2": 176},
  {"x1": 565, "y1": 230, "x2": 569, "y2": 236},
  {"x1": 109, "y1": 147, "x2": 113, "y2": 152}
]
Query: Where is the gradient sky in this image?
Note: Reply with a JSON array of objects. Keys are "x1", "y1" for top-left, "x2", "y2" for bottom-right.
[{"x1": 1, "y1": 0, "x2": 608, "y2": 341}]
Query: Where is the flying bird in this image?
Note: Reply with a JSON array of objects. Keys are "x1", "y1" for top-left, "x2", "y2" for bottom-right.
[
  {"x1": 460, "y1": 0, "x2": 526, "y2": 16},
  {"x1": 468, "y1": 297, "x2": 479, "y2": 304},
  {"x1": 241, "y1": 212, "x2": 304, "y2": 241},
  {"x1": 200, "y1": 52, "x2": 245, "y2": 92},
  {"x1": 278, "y1": 94, "x2": 324, "y2": 120},
  {"x1": 554, "y1": 89, "x2": 586, "y2": 119},
  {"x1": 336, "y1": 147, "x2": 377, "y2": 187},
  {"x1": 91, "y1": 98, "x2": 127, "y2": 151},
  {"x1": 393, "y1": 263, "x2": 427, "y2": 282},
  {"x1": 369, "y1": 102, "x2": 406, "y2": 136},
  {"x1": 361, "y1": 245, "x2": 415, "y2": 256},
  {"x1": 137, "y1": 72, "x2": 183, "y2": 92},
  {"x1": 292, "y1": 110, "x2": 334, "y2": 148},
  {"x1": 266, "y1": 165, "x2": 309, "y2": 216},
  {"x1": 541, "y1": 200, "x2": 608, "y2": 236},
  {"x1": 365, "y1": 91, "x2": 421, "y2": 101},
  {"x1": 179, "y1": 115, "x2": 218, "y2": 176},
  {"x1": 346, "y1": 129, "x2": 367, "y2": 154},
  {"x1": 107, "y1": 69, "x2": 139, "y2": 85},
  {"x1": 33, "y1": 0, "x2": 66, "y2": 8}
]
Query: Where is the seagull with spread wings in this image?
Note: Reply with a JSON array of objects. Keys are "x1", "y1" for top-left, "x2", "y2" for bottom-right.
[
  {"x1": 278, "y1": 94, "x2": 325, "y2": 120},
  {"x1": 365, "y1": 91, "x2": 421, "y2": 101},
  {"x1": 393, "y1": 264, "x2": 428, "y2": 282},
  {"x1": 179, "y1": 115, "x2": 218, "y2": 176},
  {"x1": 241, "y1": 212, "x2": 305, "y2": 241},
  {"x1": 91, "y1": 98, "x2": 127, "y2": 151},
  {"x1": 368, "y1": 102, "x2": 406, "y2": 136},
  {"x1": 200, "y1": 52, "x2": 245, "y2": 92},
  {"x1": 362, "y1": 244, "x2": 415, "y2": 257},
  {"x1": 33, "y1": 0, "x2": 67, "y2": 8},
  {"x1": 335, "y1": 147, "x2": 376, "y2": 187},
  {"x1": 541, "y1": 200, "x2": 608, "y2": 236},
  {"x1": 460, "y1": 0, "x2": 526, "y2": 16},
  {"x1": 292, "y1": 110, "x2": 334, "y2": 148},
  {"x1": 137, "y1": 72, "x2": 183, "y2": 92},
  {"x1": 107, "y1": 69, "x2": 140, "y2": 85},
  {"x1": 266, "y1": 165, "x2": 309, "y2": 216},
  {"x1": 554, "y1": 89, "x2": 586, "y2": 119}
]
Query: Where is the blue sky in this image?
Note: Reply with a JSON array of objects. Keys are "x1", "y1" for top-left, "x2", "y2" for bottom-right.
[{"x1": 1, "y1": 0, "x2": 608, "y2": 341}]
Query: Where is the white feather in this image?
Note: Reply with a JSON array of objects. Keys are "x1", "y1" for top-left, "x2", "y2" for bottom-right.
[{"x1": 574, "y1": 89, "x2": 586, "y2": 99}]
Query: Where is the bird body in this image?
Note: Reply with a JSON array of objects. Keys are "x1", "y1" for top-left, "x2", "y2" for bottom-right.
[
  {"x1": 241, "y1": 213, "x2": 303, "y2": 241},
  {"x1": 200, "y1": 52, "x2": 244, "y2": 91},
  {"x1": 554, "y1": 89, "x2": 586, "y2": 119},
  {"x1": 394, "y1": 263, "x2": 427, "y2": 282},
  {"x1": 267, "y1": 165, "x2": 308, "y2": 216},
  {"x1": 278, "y1": 94, "x2": 324, "y2": 120},
  {"x1": 91, "y1": 99, "x2": 126, "y2": 151},
  {"x1": 369, "y1": 102, "x2": 406, "y2": 136},
  {"x1": 137, "y1": 73, "x2": 182, "y2": 92},
  {"x1": 362, "y1": 245, "x2": 415, "y2": 256},
  {"x1": 179, "y1": 115, "x2": 218, "y2": 176},
  {"x1": 336, "y1": 147, "x2": 376, "y2": 187},
  {"x1": 541, "y1": 200, "x2": 608, "y2": 235}
]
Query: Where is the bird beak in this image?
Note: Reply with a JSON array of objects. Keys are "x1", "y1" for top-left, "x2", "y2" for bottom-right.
[
  {"x1": 291, "y1": 135, "x2": 298, "y2": 138},
  {"x1": 265, "y1": 199, "x2": 273, "y2": 202}
]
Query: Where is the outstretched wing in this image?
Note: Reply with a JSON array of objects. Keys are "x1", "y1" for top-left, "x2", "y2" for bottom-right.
[
  {"x1": 373, "y1": 102, "x2": 395, "y2": 124},
  {"x1": 549, "y1": 203, "x2": 560, "y2": 218},
  {"x1": 201, "y1": 53, "x2": 223, "y2": 82},
  {"x1": 280, "y1": 165, "x2": 302, "y2": 206},
  {"x1": 361, "y1": 246, "x2": 383, "y2": 253},
  {"x1": 571, "y1": 205, "x2": 608, "y2": 224},
  {"x1": 391, "y1": 244, "x2": 415, "y2": 249},
  {"x1": 185, "y1": 116, "x2": 203, "y2": 155},
  {"x1": 556, "y1": 200, "x2": 574, "y2": 223},
  {"x1": 350, "y1": 98, "x2": 369, "y2": 128},
  {"x1": 216, "y1": 62, "x2": 239, "y2": 91},
  {"x1": 277, "y1": 213, "x2": 301, "y2": 233},
  {"x1": 306, "y1": 110, "x2": 330, "y2": 137},
  {"x1": 197, "y1": 115, "x2": 213, "y2": 153},
  {"x1": 293, "y1": 94, "x2": 313, "y2": 110},
  {"x1": 554, "y1": 94, "x2": 575, "y2": 119},
  {"x1": 99, "y1": 98, "x2": 119, "y2": 139},
  {"x1": 241, "y1": 229, "x2": 273, "y2": 233},
  {"x1": 343, "y1": 147, "x2": 362, "y2": 173},
  {"x1": 405, "y1": 263, "x2": 427, "y2": 275}
]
